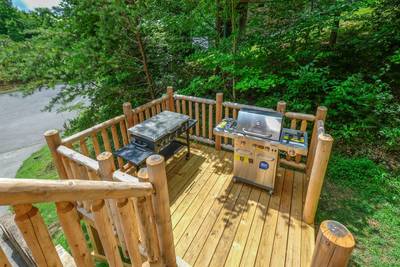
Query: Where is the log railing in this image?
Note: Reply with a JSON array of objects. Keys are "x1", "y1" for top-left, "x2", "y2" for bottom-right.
[
  {"x1": 61, "y1": 115, "x2": 129, "y2": 171},
  {"x1": 162, "y1": 87, "x2": 324, "y2": 174},
  {"x1": 124, "y1": 95, "x2": 170, "y2": 128},
  {"x1": 54, "y1": 86, "x2": 325, "y2": 177},
  {"x1": 35, "y1": 86, "x2": 352, "y2": 267},
  {"x1": 0, "y1": 178, "x2": 154, "y2": 267},
  {"x1": 174, "y1": 93, "x2": 217, "y2": 145},
  {"x1": 44, "y1": 86, "x2": 331, "y2": 252},
  {"x1": 44, "y1": 129, "x2": 177, "y2": 267}
]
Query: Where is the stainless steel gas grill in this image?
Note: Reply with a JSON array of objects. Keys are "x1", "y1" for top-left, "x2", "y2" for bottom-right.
[
  {"x1": 235, "y1": 108, "x2": 283, "y2": 141},
  {"x1": 114, "y1": 111, "x2": 196, "y2": 167},
  {"x1": 214, "y1": 108, "x2": 308, "y2": 194}
]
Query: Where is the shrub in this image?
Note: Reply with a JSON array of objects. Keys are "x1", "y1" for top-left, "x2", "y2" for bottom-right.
[{"x1": 323, "y1": 74, "x2": 399, "y2": 146}]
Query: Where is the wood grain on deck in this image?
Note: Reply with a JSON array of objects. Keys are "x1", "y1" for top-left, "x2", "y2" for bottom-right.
[{"x1": 166, "y1": 144, "x2": 315, "y2": 267}]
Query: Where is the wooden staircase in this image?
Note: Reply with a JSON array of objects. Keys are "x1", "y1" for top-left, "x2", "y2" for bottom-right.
[{"x1": 0, "y1": 150, "x2": 180, "y2": 267}]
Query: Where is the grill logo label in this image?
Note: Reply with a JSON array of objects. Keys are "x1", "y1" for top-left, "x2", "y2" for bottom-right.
[{"x1": 259, "y1": 161, "x2": 269, "y2": 170}]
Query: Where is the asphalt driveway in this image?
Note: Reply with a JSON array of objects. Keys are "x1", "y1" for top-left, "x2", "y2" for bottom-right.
[{"x1": 0, "y1": 87, "x2": 77, "y2": 178}]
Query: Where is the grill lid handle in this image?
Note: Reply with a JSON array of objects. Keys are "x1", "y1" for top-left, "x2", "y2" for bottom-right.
[{"x1": 242, "y1": 128, "x2": 272, "y2": 138}]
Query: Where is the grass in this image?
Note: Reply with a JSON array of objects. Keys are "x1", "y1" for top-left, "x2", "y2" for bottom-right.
[
  {"x1": 16, "y1": 146, "x2": 400, "y2": 266},
  {"x1": 317, "y1": 154, "x2": 400, "y2": 267},
  {"x1": 15, "y1": 146, "x2": 68, "y2": 249},
  {"x1": 15, "y1": 146, "x2": 108, "y2": 266}
]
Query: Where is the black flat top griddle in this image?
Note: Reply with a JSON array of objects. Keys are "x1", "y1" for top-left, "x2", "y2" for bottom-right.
[
  {"x1": 114, "y1": 111, "x2": 196, "y2": 167},
  {"x1": 128, "y1": 111, "x2": 190, "y2": 143}
]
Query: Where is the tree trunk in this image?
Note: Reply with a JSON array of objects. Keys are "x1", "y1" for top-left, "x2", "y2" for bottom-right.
[
  {"x1": 215, "y1": 0, "x2": 223, "y2": 45},
  {"x1": 123, "y1": 0, "x2": 156, "y2": 99},
  {"x1": 135, "y1": 25, "x2": 156, "y2": 99},
  {"x1": 237, "y1": 3, "x2": 248, "y2": 40},
  {"x1": 329, "y1": 15, "x2": 340, "y2": 46}
]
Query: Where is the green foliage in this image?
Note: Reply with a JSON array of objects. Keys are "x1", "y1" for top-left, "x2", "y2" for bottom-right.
[
  {"x1": 318, "y1": 154, "x2": 400, "y2": 266},
  {"x1": 324, "y1": 74, "x2": 399, "y2": 143},
  {"x1": 0, "y1": 0, "x2": 25, "y2": 41},
  {"x1": 1, "y1": 0, "x2": 399, "y2": 153}
]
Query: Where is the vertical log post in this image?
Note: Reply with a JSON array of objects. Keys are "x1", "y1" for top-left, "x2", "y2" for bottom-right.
[
  {"x1": 146, "y1": 155, "x2": 177, "y2": 267},
  {"x1": 137, "y1": 168, "x2": 160, "y2": 263},
  {"x1": 44, "y1": 129, "x2": 67, "y2": 179},
  {"x1": 167, "y1": 86, "x2": 175, "y2": 112},
  {"x1": 116, "y1": 198, "x2": 142, "y2": 267},
  {"x1": 276, "y1": 100, "x2": 287, "y2": 114},
  {"x1": 91, "y1": 200, "x2": 124, "y2": 267},
  {"x1": 85, "y1": 222, "x2": 105, "y2": 257},
  {"x1": 215, "y1": 93, "x2": 223, "y2": 150},
  {"x1": 311, "y1": 220, "x2": 355, "y2": 267},
  {"x1": 97, "y1": 152, "x2": 128, "y2": 258},
  {"x1": 303, "y1": 134, "x2": 333, "y2": 224},
  {"x1": 56, "y1": 201, "x2": 95, "y2": 267},
  {"x1": 123, "y1": 102, "x2": 134, "y2": 129},
  {"x1": 306, "y1": 106, "x2": 328, "y2": 177},
  {"x1": 13, "y1": 204, "x2": 63, "y2": 267}
]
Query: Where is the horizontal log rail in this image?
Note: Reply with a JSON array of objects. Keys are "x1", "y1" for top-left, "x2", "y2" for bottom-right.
[
  {"x1": 285, "y1": 111, "x2": 315, "y2": 122},
  {"x1": 0, "y1": 178, "x2": 153, "y2": 206},
  {"x1": 174, "y1": 94, "x2": 216, "y2": 105},
  {"x1": 124, "y1": 95, "x2": 170, "y2": 128},
  {"x1": 62, "y1": 115, "x2": 125, "y2": 145},
  {"x1": 0, "y1": 176, "x2": 155, "y2": 267},
  {"x1": 223, "y1": 101, "x2": 274, "y2": 113},
  {"x1": 44, "y1": 129, "x2": 177, "y2": 267},
  {"x1": 57, "y1": 145, "x2": 99, "y2": 172},
  {"x1": 132, "y1": 95, "x2": 169, "y2": 113}
]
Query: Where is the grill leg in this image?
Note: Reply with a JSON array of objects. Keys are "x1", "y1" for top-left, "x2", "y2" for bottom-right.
[{"x1": 186, "y1": 129, "x2": 190, "y2": 159}]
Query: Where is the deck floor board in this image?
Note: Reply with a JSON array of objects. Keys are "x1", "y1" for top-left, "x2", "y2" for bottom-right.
[{"x1": 167, "y1": 144, "x2": 315, "y2": 267}]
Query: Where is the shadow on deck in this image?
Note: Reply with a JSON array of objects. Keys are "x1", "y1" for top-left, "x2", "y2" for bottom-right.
[{"x1": 164, "y1": 143, "x2": 315, "y2": 267}]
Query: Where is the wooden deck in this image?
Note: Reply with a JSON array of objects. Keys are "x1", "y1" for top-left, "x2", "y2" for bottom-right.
[{"x1": 164, "y1": 143, "x2": 315, "y2": 267}]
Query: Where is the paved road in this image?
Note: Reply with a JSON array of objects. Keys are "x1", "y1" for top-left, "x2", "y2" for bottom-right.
[{"x1": 0, "y1": 87, "x2": 77, "y2": 178}]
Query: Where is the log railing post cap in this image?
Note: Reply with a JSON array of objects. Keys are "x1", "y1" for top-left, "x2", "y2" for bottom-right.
[
  {"x1": 321, "y1": 220, "x2": 355, "y2": 248},
  {"x1": 216, "y1": 93, "x2": 223, "y2": 99},
  {"x1": 317, "y1": 106, "x2": 328, "y2": 112},
  {"x1": 97, "y1": 151, "x2": 113, "y2": 161},
  {"x1": 123, "y1": 102, "x2": 132, "y2": 108},
  {"x1": 146, "y1": 154, "x2": 164, "y2": 166},
  {"x1": 167, "y1": 86, "x2": 174, "y2": 92},
  {"x1": 44, "y1": 129, "x2": 59, "y2": 137},
  {"x1": 278, "y1": 100, "x2": 286, "y2": 105},
  {"x1": 318, "y1": 134, "x2": 333, "y2": 142}
]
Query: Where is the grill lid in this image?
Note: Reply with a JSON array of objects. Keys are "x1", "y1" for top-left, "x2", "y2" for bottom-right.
[
  {"x1": 128, "y1": 111, "x2": 190, "y2": 142},
  {"x1": 235, "y1": 108, "x2": 283, "y2": 141}
]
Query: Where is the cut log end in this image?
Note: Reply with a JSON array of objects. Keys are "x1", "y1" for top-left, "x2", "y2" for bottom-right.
[
  {"x1": 96, "y1": 152, "x2": 113, "y2": 161},
  {"x1": 44, "y1": 129, "x2": 59, "y2": 137},
  {"x1": 146, "y1": 155, "x2": 164, "y2": 166},
  {"x1": 320, "y1": 220, "x2": 355, "y2": 248},
  {"x1": 311, "y1": 220, "x2": 355, "y2": 267}
]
